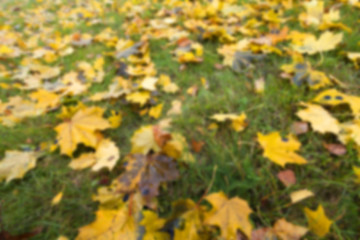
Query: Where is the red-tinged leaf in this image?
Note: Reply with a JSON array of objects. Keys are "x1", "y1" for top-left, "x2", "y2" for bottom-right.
[
  {"x1": 214, "y1": 63, "x2": 224, "y2": 70},
  {"x1": 277, "y1": 170, "x2": 296, "y2": 187},
  {"x1": 290, "y1": 121, "x2": 309, "y2": 135},
  {"x1": 0, "y1": 227, "x2": 42, "y2": 240},
  {"x1": 191, "y1": 139, "x2": 205, "y2": 153},
  {"x1": 153, "y1": 125, "x2": 172, "y2": 148},
  {"x1": 176, "y1": 37, "x2": 192, "y2": 47},
  {"x1": 251, "y1": 228, "x2": 277, "y2": 240},
  {"x1": 323, "y1": 143, "x2": 347, "y2": 156}
]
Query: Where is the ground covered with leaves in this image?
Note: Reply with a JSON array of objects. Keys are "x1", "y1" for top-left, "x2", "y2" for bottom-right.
[{"x1": 0, "y1": 0, "x2": 360, "y2": 239}]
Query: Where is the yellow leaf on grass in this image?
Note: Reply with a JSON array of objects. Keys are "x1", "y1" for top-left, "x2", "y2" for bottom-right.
[
  {"x1": 290, "y1": 189, "x2": 314, "y2": 204},
  {"x1": 296, "y1": 103, "x2": 340, "y2": 135},
  {"x1": 174, "y1": 199, "x2": 204, "y2": 240},
  {"x1": 131, "y1": 125, "x2": 160, "y2": 154},
  {"x1": 273, "y1": 218, "x2": 308, "y2": 240},
  {"x1": 140, "y1": 211, "x2": 170, "y2": 240},
  {"x1": 29, "y1": 89, "x2": 60, "y2": 110},
  {"x1": 257, "y1": 132, "x2": 307, "y2": 167},
  {"x1": 69, "y1": 139, "x2": 120, "y2": 171},
  {"x1": 141, "y1": 77, "x2": 158, "y2": 91},
  {"x1": 292, "y1": 31, "x2": 343, "y2": 55},
  {"x1": 313, "y1": 89, "x2": 360, "y2": 118},
  {"x1": 55, "y1": 106, "x2": 110, "y2": 156},
  {"x1": 108, "y1": 110, "x2": 122, "y2": 128},
  {"x1": 126, "y1": 91, "x2": 151, "y2": 106},
  {"x1": 353, "y1": 166, "x2": 360, "y2": 183},
  {"x1": 211, "y1": 113, "x2": 247, "y2": 132},
  {"x1": 205, "y1": 192, "x2": 253, "y2": 239},
  {"x1": 304, "y1": 205, "x2": 333, "y2": 237},
  {"x1": 51, "y1": 191, "x2": 63, "y2": 206},
  {"x1": 149, "y1": 103, "x2": 163, "y2": 119},
  {"x1": 76, "y1": 201, "x2": 140, "y2": 240},
  {"x1": 0, "y1": 150, "x2": 37, "y2": 183}
]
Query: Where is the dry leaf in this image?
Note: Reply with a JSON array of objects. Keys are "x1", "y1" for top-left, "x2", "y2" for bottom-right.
[
  {"x1": 277, "y1": 170, "x2": 296, "y2": 187},
  {"x1": 290, "y1": 122, "x2": 309, "y2": 135},
  {"x1": 323, "y1": 143, "x2": 347, "y2": 156},
  {"x1": 290, "y1": 189, "x2": 314, "y2": 204},
  {"x1": 205, "y1": 192, "x2": 253, "y2": 239}
]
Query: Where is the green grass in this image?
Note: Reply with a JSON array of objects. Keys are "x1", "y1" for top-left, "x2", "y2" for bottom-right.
[{"x1": 1, "y1": 0, "x2": 360, "y2": 239}]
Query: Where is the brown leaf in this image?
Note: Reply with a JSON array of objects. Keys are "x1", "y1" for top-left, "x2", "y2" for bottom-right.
[
  {"x1": 290, "y1": 121, "x2": 309, "y2": 135},
  {"x1": 191, "y1": 139, "x2": 205, "y2": 153},
  {"x1": 277, "y1": 170, "x2": 296, "y2": 187},
  {"x1": 116, "y1": 154, "x2": 179, "y2": 204},
  {"x1": 0, "y1": 227, "x2": 42, "y2": 240},
  {"x1": 323, "y1": 143, "x2": 347, "y2": 156},
  {"x1": 251, "y1": 228, "x2": 277, "y2": 240},
  {"x1": 214, "y1": 63, "x2": 224, "y2": 70},
  {"x1": 153, "y1": 125, "x2": 172, "y2": 148},
  {"x1": 176, "y1": 37, "x2": 192, "y2": 48}
]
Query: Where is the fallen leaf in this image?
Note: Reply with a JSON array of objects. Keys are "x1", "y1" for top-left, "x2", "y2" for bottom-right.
[
  {"x1": 140, "y1": 210, "x2": 170, "y2": 240},
  {"x1": 290, "y1": 189, "x2": 314, "y2": 204},
  {"x1": 296, "y1": 103, "x2": 340, "y2": 135},
  {"x1": 116, "y1": 154, "x2": 179, "y2": 202},
  {"x1": 353, "y1": 166, "x2": 360, "y2": 183},
  {"x1": 304, "y1": 205, "x2": 333, "y2": 237},
  {"x1": 290, "y1": 122, "x2": 309, "y2": 135},
  {"x1": 273, "y1": 218, "x2": 308, "y2": 240},
  {"x1": 323, "y1": 143, "x2": 347, "y2": 156},
  {"x1": 205, "y1": 192, "x2": 253, "y2": 239},
  {"x1": 76, "y1": 199, "x2": 141, "y2": 240},
  {"x1": 292, "y1": 31, "x2": 343, "y2": 55},
  {"x1": 277, "y1": 170, "x2": 296, "y2": 187},
  {"x1": 191, "y1": 139, "x2": 205, "y2": 153},
  {"x1": 0, "y1": 150, "x2": 37, "y2": 183},
  {"x1": 131, "y1": 125, "x2": 161, "y2": 154},
  {"x1": 55, "y1": 106, "x2": 110, "y2": 156},
  {"x1": 257, "y1": 132, "x2": 307, "y2": 167},
  {"x1": 51, "y1": 191, "x2": 63, "y2": 206}
]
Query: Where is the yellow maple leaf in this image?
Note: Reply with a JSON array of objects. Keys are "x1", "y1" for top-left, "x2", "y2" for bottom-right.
[
  {"x1": 140, "y1": 210, "x2": 170, "y2": 240},
  {"x1": 205, "y1": 192, "x2": 253, "y2": 239},
  {"x1": 273, "y1": 218, "x2": 308, "y2": 240},
  {"x1": 292, "y1": 31, "x2": 343, "y2": 55},
  {"x1": 126, "y1": 91, "x2": 151, "y2": 106},
  {"x1": 313, "y1": 89, "x2": 360, "y2": 118},
  {"x1": 29, "y1": 89, "x2": 60, "y2": 110},
  {"x1": 304, "y1": 205, "x2": 333, "y2": 237},
  {"x1": 257, "y1": 132, "x2": 307, "y2": 167},
  {"x1": 0, "y1": 150, "x2": 37, "y2": 183},
  {"x1": 149, "y1": 103, "x2": 163, "y2": 119},
  {"x1": 131, "y1": 125, "x2": 160, "y2": 154},
  {"x1": 55, "y1": 107, "x2": 110, "y2": 156},
  {"x1": 296, "y1": 103, "x2": 340, "y2": 135},
  {"x1": 76, "y1": 201, "x2": 140, "y2": 240},
  {"x1": 69, "y1": 138, "x2": 120, "y2": 171},
  {"x1": 174, "y1": 199, "x2": 204, "y2": 240}
]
